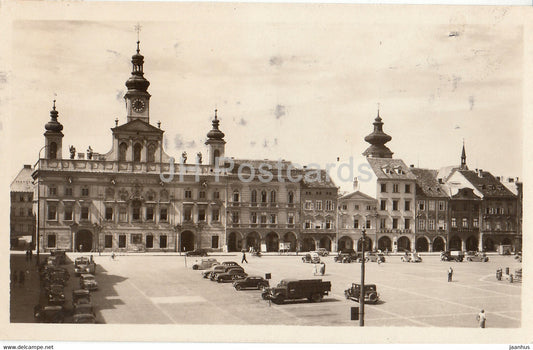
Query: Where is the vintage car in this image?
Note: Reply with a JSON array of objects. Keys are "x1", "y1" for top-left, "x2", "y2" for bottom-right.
[
  {"x1": 216, "y1": 269, "x2": 248, "y2": 283},
  {"x1": 344, "y1": 283, "x2": 380, "y2": 304},
  {"x1": 440, "y1": 250, "x2": 464, "y2": 262},
  {"x1": 192, "y1": 258, "x2": 219, "y2": 270},
  {"x1": 365, "y1": 252, "x2": 386, "y2": 263},
  {"x1": 515, "y1": 252, "x2": 522, "y2": 262},
  {"x1": 46, "y1": 284, "x2": 66, "y2": 305},
  {"x1": 80, "y1": 274, "x2": 98, "y2": 290},
  {"x1": 46, "y1": 256, "x2": 61, "y2": 266},
  {"x1": 203, "y1": 263, "x2": 242, "y2": 278},
  {"x1": 73, "y1": 303, "x2": 96, "y2": 319},
  {"x1": 464, "y1": 251, "x2": 489, "y2": 262},
  {"x1": 72, "y1": 314, "x2": 97, "y2": 323},
  {"x1": 211, "y1": 266, "x2": 245, "y2": 281},
  {"x1": 262, "y1": 279, "x2": 331, "y2": 304},
  {"x1": 34, "y1": 304, "x2": 65, "y2": 323},
  {"x1": 186, "y1": 249, "x2": 209, "y2": 257},
  {"x1": 302, "y1": 253, "x2": 321, "y2": 264},
  {"x1": 314, "y1": 248, "x2": 329, "y2": 257},
  {"x1": 72, "y1": 289, "x2": 91, "y2": 306},
  {"x1": 233, "y1": 276, "x2": 270, "y2": 290},
  {"x1": 50, "y1": 249, "x2": 67, "y2": 265},
  {"x1": 74, "y1": 258, "x2": 96, "y2": 276},
  {"x1": 401, "y1": 252, "x2": 422, "y2": 263},
  {"x1": 334, "y1": 250, "x2": 363, "y2": 263}
]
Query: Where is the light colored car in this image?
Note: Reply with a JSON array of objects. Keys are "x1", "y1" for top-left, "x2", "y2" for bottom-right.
[
  {"x1": 465, "y1": 251, "x2": 489, "y2": 262},
  {"x1": 314, "y1": 248, "x2": 329, "y2": 257},
  {"x1": 80, "y1": 274, "x2": 98, "y2": 290},
  {"x1": 401, "y1": 252, "x2": 422, "y2": 263},
  {"x1": 192, "y1": 258, "x2": 219, "y2": 270}
]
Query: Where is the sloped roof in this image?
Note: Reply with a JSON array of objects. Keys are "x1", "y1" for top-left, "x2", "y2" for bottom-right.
[
  {"x1": 367, "y1": 158, "x2": 417, "y2": 180},
  {"x1": 339, "y1": 190, "x2": 377, "y2": 202},
  {"x1": 111, "y1": 119, "x2": 163, "y2": 134},
  {"x1": 301, "y1": 169, "x2": 337, "y2": 189},
  {"x1": 459, "y1": 170, "x2": 516, "y2": 198},
  {"x1": 437, "y1": 165, "x2": 460, "y2": 182},
  {"x1": 11, "y1": 165, "x2": 35, "y2": 192},
  {"x1": 411, "y1": 168, "x2": 449, "y2": 198}
]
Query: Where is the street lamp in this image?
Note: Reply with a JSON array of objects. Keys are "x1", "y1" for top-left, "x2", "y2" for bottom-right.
[
  {"x1": 34, "y1": 145, "x2": 47, "y2": 266},
  {"x1": 359, "y1": 228, "x2": 367, "y2": 326}
]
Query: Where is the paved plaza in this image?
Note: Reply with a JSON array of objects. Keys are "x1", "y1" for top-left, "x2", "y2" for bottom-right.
[{"x1": 11, "y1": 252, "x2": 521, "y2": 327}]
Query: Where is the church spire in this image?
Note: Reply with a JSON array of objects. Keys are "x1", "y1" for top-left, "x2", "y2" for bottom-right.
[
  {"x1": 460, "y1": 140, "x2": 468, "y2": 170},
  {"x1": 362, "y1": 108, "x2": 393, "y2": 158}
]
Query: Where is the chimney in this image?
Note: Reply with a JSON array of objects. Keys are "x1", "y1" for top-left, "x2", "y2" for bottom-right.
[
  {"x1": 410, "y1": 164, "x2": 414, "y2": 168},
  {"x1": 353, "y1": 177, "x2": 359, "y2": 191},
  {"x1": 438, "y1": 178, "x2": 444, "y2": 184},
  {"x1": 23, "y1": 164, "x2": 31, "y2": 169}
]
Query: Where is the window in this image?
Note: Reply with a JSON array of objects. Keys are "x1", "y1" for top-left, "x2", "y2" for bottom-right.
[
  {"x1": 233, "y1": 191, "x2": 240, "y2": 202},
  {"x1": 418, "y1": 201, "x2": 425, "y2": 211},
  {"x1": 47, "y1": 234, "x2": 56, "y2": 248},
  {"x1": 304, "y1": 200, "x2": 313, "y2": 210},
  {"x1": 418, "y1": 219, "x2": 426, "y2": 230},
  {"x1": 392, "y1": 200, "x2": 399, "y2": 211},
  {"x1": 118, "y1": 235, "x2": 126, "y2": 248},
  {"x1": 438, "y1": 219, "x2": 446, "y2": 230},
  {"x1": 305, "y1": 220, "x2": 311, "y2": 229},
  {"x1": 315, "y1": 201, "x2": 322, "y2": 210},
  {"x1": 405, "y1": 219, "x2": 410, "y2": 230},
  {"x1": 146, "y1": 207, "x2": 154, "y2": 221},
  {"x1": 104, "y1": 235, "x2": 113, "y2": 248},
  {"x1": 183, "y1": 207, "x2": 192, "y2": 221},
  {"x1": 451, "y1": 218, "x2": 457, "y2": 228},
  {"x1": 270, "y1": 191, "x2": 276, "y2": 203},
  {"x1": 366, "y1": 220, "x2": 371, "y2": 229},
  {"x1": 212, "y1": 209, "x2": 220, "y2": 221},
  {"x1": 473, "y1": 218, "x2": 479, "y2": 228},
  {"x1": 119, "y1": 142, "x2": 128, "y2": 161},
  {"x1": 147, "y1": 144, "x2": 156, "y2": 162},
  {"x1": 438, "y1": 201, "x2": 445, "y2": 211},
  {"x1": 199, "y1": 191, "x2": 206, "y2": 200},
  {"x1": 353, "y1": 219, "x2": 359, "y2": 229},
  {"x1": 251, "y1": 212, "x2": 257, "y2": 224},
  {"x1": 211, "y1": 236, "x2": 219, "y2": 249},
  {"x1": 131, "y1": 234, "x2": 142, "y2": 244},
  {"x1": 64, "y1": 206, "x2": 73, "y2": 221},
  {"x1": 405, "y1": 184, "x2": 411, "y2": 193},
  {"x1": 261, "y1": 191, "x2": 267, "y2": 203},
  {"x1": 404, "y1": 200, "x2": 411, "y2": 211},
  {"x1": 270, "y1": 214, "x2": 276, "y2": 224},
  {"x1": 160, "y1": 235, "x2": 167, "y2": 248},
  {"x1": 326, "y1": 219, "x2": 333, "y2": 229},
  {"x1": 81, "y1": 187, "x2": 89, "y2": 197},
  {"x1": 79, "y1": 206, "x2": 88, "y2": 220},
  {"x1": 49, "y1": 186, "x2": 57, "y2": 196},
  {"x1": 251, "y1": 190, "x2": 257, "y2": 203},
  {"x1": 160, "y1": 207, "x2": 168, "y2": 221},
  {"x1": 198, "y1": 208, "x2": 206, "y2": 221},
  {"x1": 380, "y1": 200, "x2": 387, "y2": 211},
  {"x1": 288, "y1": 213, "x2": 294, "y2": 224},
  {"x1": 462, "y1": 218, "x2": 468, "y2": 228},
  {"x1": 146, "y1": 235, "x2": 154, "y2": 248},
  {"x1": 326, "y1": 200, "x2": 334, "y2": 211},
  {"x1": 49, "y1": 142, "x2": 57, "y2": 159},
  {"x1": 47, "y1": 203, "x2": 57, "y2": 220},
  {"x1": 354, "y1": 204, "x2": 360, "y2": 210},
  {"x1": 380, "y1": 184, "x2": 387, "y2": 193},
  {"x1": 185, "y1": 190, "x2": 192, "y2": 199},
  {"x1": 392, "y1": 218, "x2": 398, "y2": 229},
  {"x1": 261, "y1": 214, "x2": 267, "y2": 225},
  {"x1": 65, "y1": 187, "x2": 73, "y2": 196},
  {"x1": 19, "y1": 208, "x2": 24, "y2": 216},
  {"x1": 213, "y1": 191, "x2": 220, "y2": 200},
  {"x1": 119, "y1": 207, "x2": 127, "y2": 222},
  {"x1": 232, "y1": 211, "x2": 239, "y2": 223},
  {"x1": 428, "y1": 201, "x2": 435, "y2": 211},
  {"x1": 428, "y1": 219, "x2": 435, "y2": 230},
  {"x1": 366, "y1": 205, "x2": 372, "y2": 211},
  {"x1": 133, "y1": 143, "x2": 142, "y2": 162},
  {"x1": 393, "y1": 184, "x2": 399, "y2": 193},
  {"x1": 380, "y1": 218, "x2": 386, "y2": 229},
  {"x1": 132, "y1": 202, "x2": 141, "y2": 221},
  {"x1": 288, "y1": 191, "x2": 294, "y2": 204}
]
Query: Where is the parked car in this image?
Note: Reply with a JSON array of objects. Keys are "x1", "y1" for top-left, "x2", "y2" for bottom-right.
[
  {"x1": 344, "y1": 283, "x2": 380, "y2": 304},
  {"x1": 221, "y1": 261, "x2": 240, "y2": 267},
  {"x1": 334, "y1": 250, "x2": 363, "y2": 263},
  {"x1": 261, "y1": 279, "x2": 331, "y2": 304},
  {"x1": 50, "y1": 249, "x2": 67, "y2": 264},
  {"x1": 46, "y1": 256, "x2": 60, "y2": 266},
  {"x1": 401, "y1": 252, "x2": 422, "y2": 263},
  {"x1": 314, "y1": 248, "x2": 329, "y2": 257},
  {"x1": 233, "y1": 276, "x2": 270, "y2": 290},
  {"x1": 216, "y1": 270, "x2": 248, "y2": 283},
  {"x1": 42, "y1": 266, "x2": 70, "y2": 281},
  {"x1": 72, "y1": 314, "x2": 97, "y2": 323},
  {"x1": 211, "y1": 266, "x2": 244, "y2": 281},
  {"x1": 192, "y1": 258, "x2": 219, "y2": 270},
  {"x1": 72, "y1": 289, "x2": 91, "y2": 306},
  {"x1": 203, "y1": 263, "x2": 242, "y2": 279},
  {"x1": 186, "y1": 249, "x2": 209, "y2": 257},
  {"x1": 202, "y1": 265, "x2": 226, "y2": 279},
  {"x1": 80, "y1": 274, "x2": 98, "y2": 290},
  {"x1": 465, "y1": 251, "x2": 489, "y2": 262},
  {"x1": 34, "y1": 304, "x2": 65, "y2": 323},
  {"x1": 74, "y1": 259, "x2": 96, "y2": 276},
  {"x1": 440, "y1": 250, "x2": 464, "y2": 262},
  {"x1": 302, "y1": 253, "x2": 321, "y2": 263},
  {"x1": 46, "y1": 284, "x2": 66, "y2": 305},
  {"x1": 365, "y1": 252, "x2": 386, "y2": 263}
]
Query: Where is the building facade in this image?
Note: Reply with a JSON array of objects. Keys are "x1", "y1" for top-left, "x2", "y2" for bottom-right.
[
  {"x1": 10, "y1": 165, "x2": 36, "y2": 249},
  {"x1": 337, "y1": 190, "x2": 378, "y2": 252}
]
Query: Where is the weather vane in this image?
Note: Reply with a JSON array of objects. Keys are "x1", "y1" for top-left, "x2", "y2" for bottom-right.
[{"x1": 134, "y1": 23, "x2": 142, "y2": 41}]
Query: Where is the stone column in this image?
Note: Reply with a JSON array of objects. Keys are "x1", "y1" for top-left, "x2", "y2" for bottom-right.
[
  {"x1": 478, "y1": 232, "x2": 484, "y2": 252},
  {"x1": 461, "y1": 238, "x2": 467, "y2": 252}
]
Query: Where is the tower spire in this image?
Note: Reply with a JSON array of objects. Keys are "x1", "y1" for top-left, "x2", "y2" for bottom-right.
[
  {"x1": 362, "y1": 108, "x2": 393, "y2": 158},
  {"x1": 460, "y1": 139, "x2": 468, "y2": 170}
]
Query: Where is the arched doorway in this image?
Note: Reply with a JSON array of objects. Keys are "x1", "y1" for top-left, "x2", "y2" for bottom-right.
[
  {"x1": 266, "y1": 232, "x2": 279, "y2": 252},
  {"x1": 75, "y1": 230, "x2": 93, "y2": 252},
  {"x1": 433, "y1": 237, "x2": 445, "y2": 252},
  {"x1": 302, "y1": 237, "x2": 315, "y2": 252},
  {"x1": 397, "y1": 236, "x2": 410, "y2": 252},
  {"x1": 449, "y1": 236, "x2": 462, "y2": 251},
  {"x1": 484, "y1": 237, "x2": 495, "y2": 252},
  {"x1": 246, "y1": 232, "x2": 261, "y2": 251},
  {"x1": 319, "y1": 236, "x2": 331, "y2": 251},
  {"x1": 181, "y1": 231, "x2": 195, "y2": 252},
  {"x1": 466, "y1": 236, "x2": 478, "y2": 251},
  {"x1": 338, "y1": 236, "x2": 353, "y2": 251},
  {"x1": 378, "y1": 236, "x2": 392, "y2": 251},
  {"x1": 227, "y1": 232, "x2": 241, "y2": 252},
  {"x1": 283, "y1": 232, "x2": 297, "y2": 252},
  {"x1": 357, "y1": 237, "x2": 372, "y2": 252},
  {"x1": 416, "y1": 237, "x2": 429, "y2": 252}
]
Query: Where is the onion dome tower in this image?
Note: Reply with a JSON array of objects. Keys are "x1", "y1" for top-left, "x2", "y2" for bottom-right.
[
  {"x1": 362, "y1": 110, "x2": 393, "y2": 158},
  {"x1": 44, "y1": 100, "x2": 64, "y2": 159},
  {"x1": 124, "y1": 40, "x2": 151, "y2": 123},
  {"x1": 205, "y1": 109, "x2": 226, "y2": 166}
]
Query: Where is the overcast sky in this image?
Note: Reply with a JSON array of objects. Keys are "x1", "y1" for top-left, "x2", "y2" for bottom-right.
[{"x1": 5, "y1": 4, "x2": 523, "y2": 196}]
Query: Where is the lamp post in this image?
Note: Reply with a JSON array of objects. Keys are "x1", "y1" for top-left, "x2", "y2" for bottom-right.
[
  {"x1": 359, "y1": 228, "x2": 366, "y2": 326},
  {"x1": 35, "y1": 145, "x2": 47, "y2": 266}
]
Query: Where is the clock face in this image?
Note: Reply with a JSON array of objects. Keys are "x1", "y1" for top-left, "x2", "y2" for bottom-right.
[{"x1": 132, "y1": 99, "x2": 145, "y2": 113}]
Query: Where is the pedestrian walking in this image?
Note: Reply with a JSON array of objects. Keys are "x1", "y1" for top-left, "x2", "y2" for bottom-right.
[
  {"x1": 29, "y1": 249, "x2": 33, "y2": 262},
  {"x1": 448, "y1": 267, "x2": 453, "y2": 282},
  {"x1": 19, "y1": 270, "x2": 25, "y2": 287},
  {"x1": 319, "y1": 262, "x2": 326, "y2": 276},
  {"x1": 111, "y1": 251, "x2": 116, "y2": 260},
  {"x1": 477, "y1": 309, "x2": 486, "y2": 328},
  {"x1": 241, "y1": 252, "x2": 248, "y2": 264}
]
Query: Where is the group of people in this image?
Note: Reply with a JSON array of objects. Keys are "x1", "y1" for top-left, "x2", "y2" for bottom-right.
[{"x1": 25, "y1": 249, "x2": 33, "y2": 262}]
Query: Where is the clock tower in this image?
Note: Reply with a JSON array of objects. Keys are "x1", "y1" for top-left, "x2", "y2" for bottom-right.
[{"x1": 124, "y1": 40, "x2": 151, "y2": 123}]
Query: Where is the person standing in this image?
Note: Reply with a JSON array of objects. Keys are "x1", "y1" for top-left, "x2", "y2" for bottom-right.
[
  {"x1": 241, "y1": 251, "x2": 248, "y2": 264},
  {"x1": 477, "y1": 309, "x2": 486, "y2": 328},
  {"x1": 448, "y1": 267, "x2": 453, "y2": 282}
]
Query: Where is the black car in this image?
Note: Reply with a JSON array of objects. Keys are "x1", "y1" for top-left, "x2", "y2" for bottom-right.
[
  {"x1": 46, "y1": 284, "x2": 66, "y2": 305},
  {"x1": 233, "y1": 276, "x2": 270, "y2": 290},
  {"x1": 217, "y1": 270, "x2": 248, "y2": 283},
  {"x1": 34, "y1": 305, "x2": 65, "y2": 323},
  {"x1": 186, "y1": 249, "x2": 209, "y2": 257}
]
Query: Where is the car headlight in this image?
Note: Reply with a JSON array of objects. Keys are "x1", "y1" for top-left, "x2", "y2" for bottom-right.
[{"x1": 61, "y1": 294, "x2": 65, "y2": 298}]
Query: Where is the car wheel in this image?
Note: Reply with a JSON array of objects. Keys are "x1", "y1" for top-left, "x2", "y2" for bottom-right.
[
  {"x1": 467, "y1": 258, "x2": 472, "y2": 262},
  {"x1": 235, "y1": 284, "x2": 242, "y2": 290},
  {"x1": 368, "y1": 292, "x2": 378, "y2": 303},
  {"x1": 192, "y1": 265, "x2": 198, "y2": 270},
  {"x1": 273, "y1": 295, "x2": 285, "y2": 304},
  {"x1": 311, "y1": 293, "x2": 322, "y2": 302}
]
